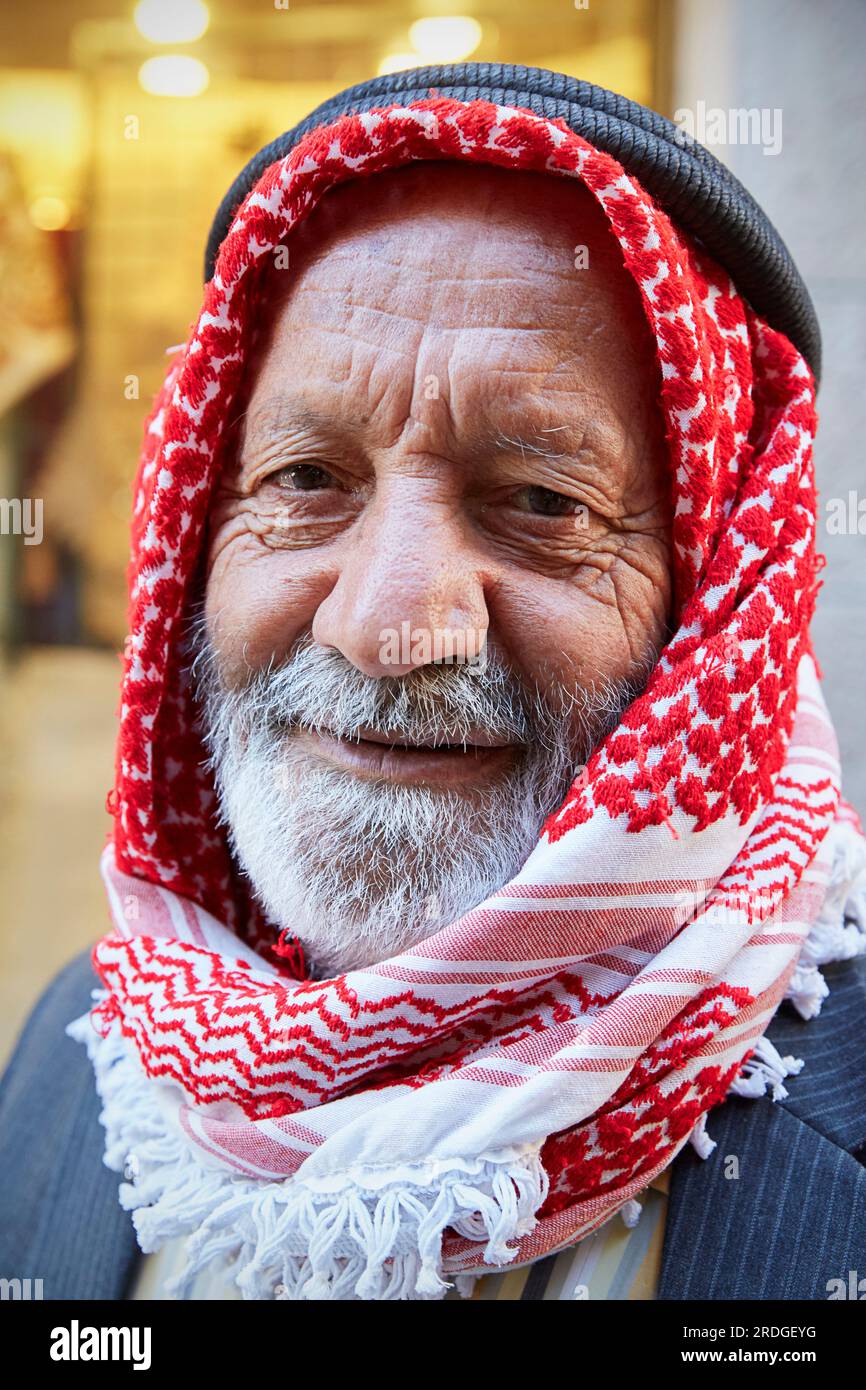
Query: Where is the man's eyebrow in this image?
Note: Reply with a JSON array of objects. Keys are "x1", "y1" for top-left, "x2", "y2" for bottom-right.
[
  {"x1": 238, "y1": 402, "x2": 359, "y2": 450},
  {"x1": 237, "y1": 404, "x2": 600, "y2": 467},
  {"x1": 484, "y1": 426, "x2": 575, "y2": 464}
]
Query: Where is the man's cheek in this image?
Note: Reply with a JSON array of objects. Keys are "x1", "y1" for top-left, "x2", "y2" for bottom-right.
[
  {"x1": 204, "y1": 535, "x2": 333, "y2": 685},
  {"x1": 604, "y1": 545, "x2": 674, "y2": 659},
  {"x1": 488, "y1": 580, "x2": 645, "y2": 695}
]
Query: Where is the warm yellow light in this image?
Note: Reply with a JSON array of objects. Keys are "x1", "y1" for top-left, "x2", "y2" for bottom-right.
[
  {"x1": 134, "y1": 0, "x2": 210, "y2": 44},
  {"x1": 377, "y1": 52, "x2": 423, "y2": 77},
  {"x1": 138, "y1": 55, "x2": 210, "y2": 97},
  {"x1": 408, "y1": 16, "x2": 483, "y2": 63},
  {"x1": 29, "y1": 195, "x2": 71, "y2": 231}
]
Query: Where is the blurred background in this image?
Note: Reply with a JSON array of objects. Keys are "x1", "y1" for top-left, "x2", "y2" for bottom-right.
[{"x1": 1, "y1": 0, "x2": 864, "y2": 1062}]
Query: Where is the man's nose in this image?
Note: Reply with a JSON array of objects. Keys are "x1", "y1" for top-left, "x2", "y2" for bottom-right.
[{"x1": 311, "y1": 485, "x2": 490, "y2": 677}]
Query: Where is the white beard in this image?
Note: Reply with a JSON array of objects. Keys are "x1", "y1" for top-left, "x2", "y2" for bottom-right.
[{"x1": 191, "y1": 630, "x2": 648, "y2": 977}]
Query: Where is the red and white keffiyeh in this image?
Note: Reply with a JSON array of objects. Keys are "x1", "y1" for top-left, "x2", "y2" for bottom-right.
[{"x1": 69, "y1": 97, "x2": 866, "y2": 1300}]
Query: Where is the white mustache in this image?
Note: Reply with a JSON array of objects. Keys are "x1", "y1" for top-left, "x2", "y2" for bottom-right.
[{"x1": 193, "y1": 629, "x2": 585, "y2": 757}]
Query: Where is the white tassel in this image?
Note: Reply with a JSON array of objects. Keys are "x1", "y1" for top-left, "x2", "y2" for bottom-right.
[
  {"x1": 620, "y1": 1198, "x2": 642, "y2": 1228},
  {"x1": 728, "y1": 1034, "x2": 804, "y2": 1102},
  {"x1": 785, "y1": 816, "x2": 866, "y2": 1019},
  {"x1": 688, "y1": 1111, "x2": 717, "y2": 1159},
  {"x1": 453, "y1": 1272, "x2": 482, "y2": 1299},
  {"x1": 67, "y1": 1007, "x2": 548, "y2": 1302}
]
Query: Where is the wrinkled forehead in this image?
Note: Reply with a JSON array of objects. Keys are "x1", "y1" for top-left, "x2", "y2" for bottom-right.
[{"x1": 234, "y1": 161, "x2": 664, "y2": 450}]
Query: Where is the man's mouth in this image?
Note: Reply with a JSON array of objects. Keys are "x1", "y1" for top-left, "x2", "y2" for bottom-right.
[
  {"x1": 293, "y1": 724, "x2": 520, "y2": 788},
  {"x1": 352, "y1": 725, "x2": 513, "y2": 750}
]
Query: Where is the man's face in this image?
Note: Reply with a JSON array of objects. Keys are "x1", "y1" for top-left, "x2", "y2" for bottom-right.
[{"x1": 197, "y1": 163, "x2": 672, "y2": 976}]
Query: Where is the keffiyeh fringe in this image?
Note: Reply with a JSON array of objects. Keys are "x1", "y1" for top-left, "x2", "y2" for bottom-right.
[{"x1": 68, "y1": 1008, "x2": 548, "y2": 1301}]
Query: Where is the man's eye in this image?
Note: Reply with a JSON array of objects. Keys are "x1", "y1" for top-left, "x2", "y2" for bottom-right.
[
  {"x1": 514, "y1": 486, "x2": 583, "y2": 517},
  {"x1": 275, "y1": 464, "x2": 335, "y2": 492}
]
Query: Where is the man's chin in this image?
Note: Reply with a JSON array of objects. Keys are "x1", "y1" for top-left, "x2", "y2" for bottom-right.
[{"x1": 225, "y1": 750, "x2": 555, "y2": 977}]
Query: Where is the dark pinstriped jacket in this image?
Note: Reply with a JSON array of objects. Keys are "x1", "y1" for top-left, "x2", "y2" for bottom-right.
[{"x1": 1, "y1": 948, "x2": 864, "y2": 1301}]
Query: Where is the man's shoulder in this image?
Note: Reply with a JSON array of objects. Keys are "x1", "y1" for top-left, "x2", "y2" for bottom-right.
[
  {"x1": 768, "y1": 952, "x2": 866, "y2": 1156},
  {"x1": 661, "y1": 952, "x2": 866, "y2": 1300},
  {"x1": 0, "y1": 949, "x2": 141, "y2": 1300}
]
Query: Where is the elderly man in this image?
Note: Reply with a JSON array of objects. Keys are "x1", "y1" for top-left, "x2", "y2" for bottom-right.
[
  {"x1": 2, "y1": 65, "x2": 865, "y2": 1304},
  {"x1": 195, "y1": 160, "x2": 671, "y2": 980}
]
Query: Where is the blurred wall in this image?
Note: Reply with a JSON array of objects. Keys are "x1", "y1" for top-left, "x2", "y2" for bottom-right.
[{"x1": 672, "y1": 0, "x2": 866, "y2": 817}]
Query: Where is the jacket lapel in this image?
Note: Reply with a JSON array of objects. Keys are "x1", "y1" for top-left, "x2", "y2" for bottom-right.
[
  {"x1": 660, "y1": 955, "x2": 866, "y2": 1300},
  {"x1": 0, "y1": 950, "x2": 142, "y2": 1300}
]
